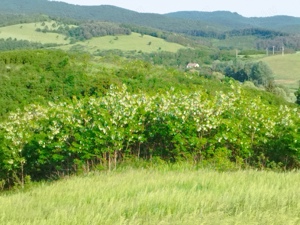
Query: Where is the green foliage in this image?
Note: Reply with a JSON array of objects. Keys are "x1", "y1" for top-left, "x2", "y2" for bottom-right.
[
  {"x1": 0, "y1": 49, "x2": 298, "y2": 189},
  {"x1": 0, "y1": 13, "x2": 49, "y2": 27},
  {"x1": 96, "y1": 47, "x2": 233, "y2": 68},
  {"x1": 295, "y1": 88, "x2": 300, "y2": 105},
  {"x1": 38, "y1": 21, "x2": 132, "y2": 42},
  {"x1": 213, "y1": 60, "x2": 274, "y2": 86},
  {"x1": 0, "y1": 84, "x2": 299, "y2": 188},
  {"x1": 0, "y1": 50, "x2": 95, "y2": 117},
  {"x1": 0, "y1": 38, "x2": 59, "y2": 51},
  {"x1": 239, "y1": 49, "x2": 265, "y2": 55}
]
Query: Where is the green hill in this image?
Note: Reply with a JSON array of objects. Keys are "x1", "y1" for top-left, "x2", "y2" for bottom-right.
[
  {"x1": 261, "y1": 53, "x2": 300, "y2": 89},
  {"x1": 1, "y1": 0, "x2": 300, "y2": 53},
  {"x1": 166, "y1": 11, "x2": 300, "y2": 33},
  {"x1": 0, "y1": 0, "x2": 224, "y2": 34},
  {"x1": 0, "y1": 21, "x2": 185, "y2": 53},
  {"x1": 61, "y1": 33, "x2": 185, "y2": 54},
  {"x1": 2, "y1": 0, "x2": 300, "y2": 36}
]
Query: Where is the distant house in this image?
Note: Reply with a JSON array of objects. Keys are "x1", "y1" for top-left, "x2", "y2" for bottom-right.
[{"x1": 186, "y1": 63, "x2": 200, "y2": 69}]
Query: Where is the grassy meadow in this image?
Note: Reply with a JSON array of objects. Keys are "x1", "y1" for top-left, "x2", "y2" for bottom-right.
[
  {"x1": 261, "y1": 53, "x2": 300, "y2": 89},
  {"x1": 1, "y1": 167, "x2": 300, "y2": 225},
  {"x1": 0, "y1": 21, "x2": 185, "y2": 54},
  {"x1": 0, "y1": 22, "x2": 69, "y2": 44},
  {"x1": 60, "y1": 32, "x2": 186, "y2": 54}
]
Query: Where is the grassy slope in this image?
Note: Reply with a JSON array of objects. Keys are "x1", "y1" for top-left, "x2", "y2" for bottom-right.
[
  {"x1": 61, "y1": 32, "x2": 185, "y2": 54},
  {"x1": 0, "y1": 22, "x2": 185, "y2": 53},
  {"x1": 0, "y1": 22, "x2": 69, "y2": 44},
  {"x1": 1, "y1": 168, "x2": 300, "y2": 225},
  {"x1": 261, "y1": 53, "x2": 300, "y2": 89}
]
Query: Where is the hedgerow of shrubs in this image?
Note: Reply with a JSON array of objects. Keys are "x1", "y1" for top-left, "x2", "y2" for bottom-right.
[{"x1": 0, "y1": 84, "x2": 299, "y2": 188}]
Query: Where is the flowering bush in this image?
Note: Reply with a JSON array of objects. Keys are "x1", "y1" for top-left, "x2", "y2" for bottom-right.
[{"x1": 0, "y1": 84, "x2": 299, "y2": 188}]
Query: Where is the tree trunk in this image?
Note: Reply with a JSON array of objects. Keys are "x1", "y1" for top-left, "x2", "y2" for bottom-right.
[{"x1": 114, "y1": 150, "x2": 117, "y2": 170}]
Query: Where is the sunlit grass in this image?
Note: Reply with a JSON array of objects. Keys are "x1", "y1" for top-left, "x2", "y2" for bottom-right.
[
  {"x1": 0, "y1": 22, "x2": 69, "y2": 44},
  {"x1": 1, "y1": 167, "x2": 300, "y2": 225},
  {"x1": 0, "y1": 21, "x2": 185, "y2": 54},
  {"x1": 261, "y1": 53, "x2": 300, "y2": 89},
  {"x1": 59, "y1": 32, "x2": 186, "y2": 53}
]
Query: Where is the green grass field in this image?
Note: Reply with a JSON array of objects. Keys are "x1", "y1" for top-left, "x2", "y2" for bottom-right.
[
  {"x1": 0, "y1": 22, "x2": 69, "y2": 44},
  {"x1": 0, "y1": 22, "x2": 185, "y2": 54},
  {"x1": 60, "y1": 32, "x2": 185, "y2": 54},
  {"x1": 1, "y1": 167, "x2": 300, "y2": 225},
  {"x1": 261, "y1": 53, "x2": 300, "y2": 89}
]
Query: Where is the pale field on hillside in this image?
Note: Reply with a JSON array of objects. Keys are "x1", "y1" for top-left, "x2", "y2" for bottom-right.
[
  {"x1": 0, "y1": 22, "x2": 69, "y2": 44},
  {"x1": 60, "y1": 32, "x2": 185, "y2": 54},
  {"x1": 262, "y1": 53, "x2": 300, "y2": 89}
]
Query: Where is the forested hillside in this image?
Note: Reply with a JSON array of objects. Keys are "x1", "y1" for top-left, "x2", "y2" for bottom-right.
[
  {"x1": 0, "y1": 0, "x2": 222, "y2": 34},
  {"x1": 166, "y1": 11, "x2": 300, "y2": 33}
]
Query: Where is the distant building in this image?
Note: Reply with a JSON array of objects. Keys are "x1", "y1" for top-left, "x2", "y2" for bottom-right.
[{"x1": 186, "y1": 63, "x2": 200, "y2": 69}]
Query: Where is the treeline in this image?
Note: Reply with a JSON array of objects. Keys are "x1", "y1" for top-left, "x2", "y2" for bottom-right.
[
  {"x1": 226, "y1": 28, "x2": 287, "y2": 39},
  {"x1": 95, "y1": 47, "x2": 235, "y2": 69},
  {"x1": 184, "y1": 30, "x2": 224, "y2": 39},
  {"x1": 36, "y1": 21, "x2": 131, "y2": 42},
  {"x1": 212, "y1": 60, "x2": 296, "y2": 102},
  {"x1": 0, "y1": 38, "x2": 59, "y2": 51},
  {"x1": 180, "y1": 28, "x2": 287, "y2": 40},
  {"x1": 0, "y1": 13, "x2": 48, "y2": 27},
  {"x1": 121, "y1": 24, "x2": 211, "y2": 47},
  {"x1": 256, "y1": 35, "x2": 300, "y2": 51},
  {"x1": 213, "y1": 60, "x2": 274, "y2": 85}
]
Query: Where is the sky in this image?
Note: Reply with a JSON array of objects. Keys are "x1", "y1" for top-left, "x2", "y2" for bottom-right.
[{"x1": 52, "y1": 0, "x2": 300, "y2": 18}]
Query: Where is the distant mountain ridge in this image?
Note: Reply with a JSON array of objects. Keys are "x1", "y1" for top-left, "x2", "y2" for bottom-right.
[
  {"x1": 166, "y1": 11, "x2": 300, "y2": 33},
  {"x1": 0, "y1": 0, "x2": 225, "y2": 33},
  {"x1": 1, "y1": 0, "x2": 300, "y2": 34},
  {"x1": 166, "y1": 11, "x2": 252, "y2": 29}
]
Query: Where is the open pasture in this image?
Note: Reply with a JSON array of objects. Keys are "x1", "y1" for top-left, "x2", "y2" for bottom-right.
[
  {"x1": 60, "y1": 32, "x2": 186, "y2": 54},
  {"x1": 261, "y1": 53, "x2": 300, "y2": 89},
  {"x1": 1, "y1": 167, "x2": 299, "y2": 225},
  {"x1": 0, "y1": 22, "x2": 69, "y2": 45}
]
